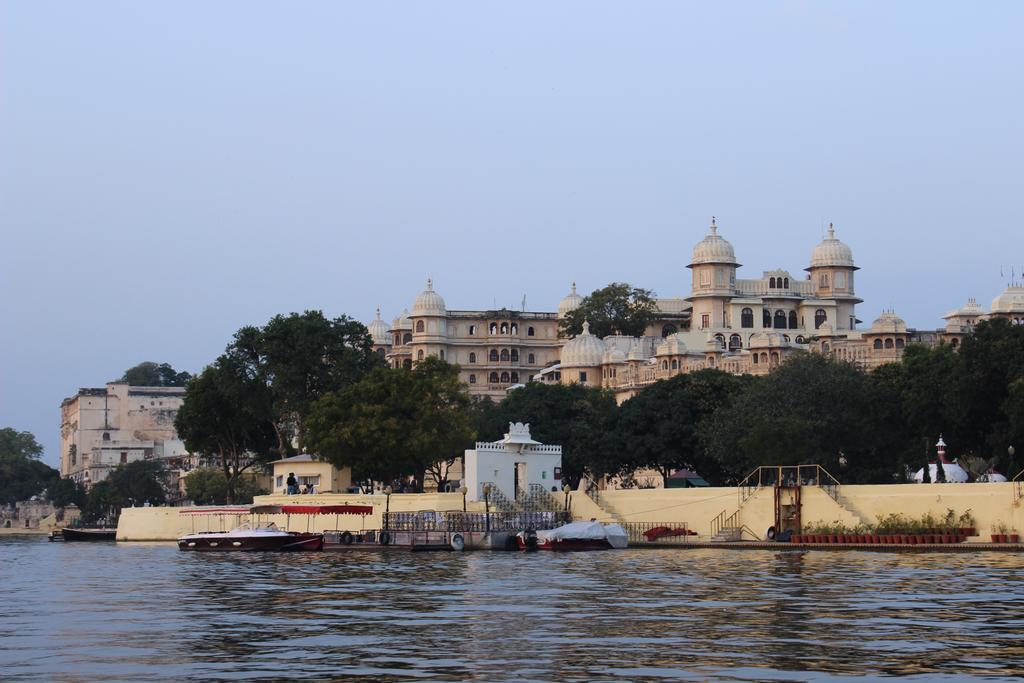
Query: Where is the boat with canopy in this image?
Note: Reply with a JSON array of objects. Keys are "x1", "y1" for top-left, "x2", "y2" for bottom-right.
[{"x1": 176, "y1": 503, "x2": 372, "y2": 552}]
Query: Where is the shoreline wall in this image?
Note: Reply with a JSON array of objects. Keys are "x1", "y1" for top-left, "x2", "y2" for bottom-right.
[{"x1": 117, "y1": 482, "x2": 1023, "y2": 542}]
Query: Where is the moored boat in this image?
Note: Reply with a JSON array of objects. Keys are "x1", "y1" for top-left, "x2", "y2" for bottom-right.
[
  {"x1": 61, "y1": 527, "x2": 117, "y2": 542},
  {"x1": 177, "y1": 526, "x2": 324, "y2": 552},
  {"x1": 516, "y1": 521, "x2": 628, "y2": 551}
]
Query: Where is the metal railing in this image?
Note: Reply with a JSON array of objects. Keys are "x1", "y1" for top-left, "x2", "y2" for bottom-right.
[
  {"x1": 711, "y1": 509, "x2": 741, "y2": 537},
  {"x1": 516, "y1": 483, "x2": 562, "y2": 512},
  {"x1": 1013, "y1": 469, "x2": 1024, "y2": 504},
  {"x1": 620, "y1": 521, "x2": 694, "y2": 544},
  {"x1": 480, "y1": 482, "x2": 517, "y2": 513},
  {"x1": 384, "y1": 510, "x2": 571, "y2": 533},
  {"x1": 738, "y1": 464, "x2": 842, "y2": 505}
]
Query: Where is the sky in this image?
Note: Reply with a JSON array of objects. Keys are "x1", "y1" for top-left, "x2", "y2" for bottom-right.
[{"x1": 2, "y1": 2, "x2": 1023, "y2": 467}]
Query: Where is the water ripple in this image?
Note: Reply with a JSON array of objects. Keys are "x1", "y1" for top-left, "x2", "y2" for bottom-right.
[{"x1": 3, "y1": 537, "x2": 1024, "y2": 681}]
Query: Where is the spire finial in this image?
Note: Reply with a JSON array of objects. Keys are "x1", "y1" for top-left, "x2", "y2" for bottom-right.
[
  {"x1": 571, "y1": 281, "x2": 577, "y2": 294},
  {"x1": 375, "y1": 306, "x2": 381, "y2": 320},
  {"x1": 828, "y1": 222, "x2": 835, "y2": 239},
  {"x1": 582, "y1": 320, "x2": 591, "y2": 335},
  {"x1": 426, "y1": 277, "x2": 433, "y2": 290},
  {"x1": 710, "y1": 216, "x2": 717, "y2": 235}
]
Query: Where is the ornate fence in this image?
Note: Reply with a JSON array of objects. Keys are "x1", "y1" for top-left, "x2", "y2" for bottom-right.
[{"x1": 384, "y1": 510, "x2": 570, "y2": 533}]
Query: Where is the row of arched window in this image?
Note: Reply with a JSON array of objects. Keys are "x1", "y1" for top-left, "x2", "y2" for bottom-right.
[
  {"x1": 393, "y1": 332, "x2": 414, "y2": 345},
  {"x1": 408, "y1": 321, "x2": 539, "y2": 337},
  {"x1": 768, "y1": 276, "x2": 790, "y2": 289},
  {"x1": 739, "y1": 308, "x2": 827, "y2": 329},
  {"x1": 466, "y1": 349, "x2": 536, "y2": 364},
  {"x1": 470, "y1": 372, "x2": 520, "y2": 385},
  {"x1": 872, "y1": 338, "x2": 906, "y2": 350}
]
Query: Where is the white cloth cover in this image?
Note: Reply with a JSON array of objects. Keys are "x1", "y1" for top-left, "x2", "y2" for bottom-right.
[{"x1": 536, "y1": 521, "x2": 629, "y2": 548}]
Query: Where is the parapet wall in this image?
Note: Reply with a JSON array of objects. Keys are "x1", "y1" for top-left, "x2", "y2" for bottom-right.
[{"x1": 116, "y1": 482, "x2": 1023, "y2": 542}]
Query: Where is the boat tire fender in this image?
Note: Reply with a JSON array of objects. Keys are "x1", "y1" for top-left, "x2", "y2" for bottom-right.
[
  {"x1": 450, "y1": 533, "x2": 465, "y2": 551},
  {"x1": 766, "y1": 526, "x2": 776, "y2": 541},
  {"x1": 378, "y1": 531, "x2": 391, "y2": 546},
  {"x1": 341, "y1": 531, "x2": 354, "y2": 545}
]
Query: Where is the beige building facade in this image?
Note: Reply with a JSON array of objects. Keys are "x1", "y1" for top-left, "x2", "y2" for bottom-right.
[
  {"x1": 60, "y1": 382, "x2": 191, "y2": 487},
  {"x1": 370, "y1": 220, "x2": 1023, "y2": 402}
]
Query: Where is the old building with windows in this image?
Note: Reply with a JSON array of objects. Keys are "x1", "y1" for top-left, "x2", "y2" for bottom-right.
[{"x1": 369, "y1": 218, "x2": 1019, "y2": 402}]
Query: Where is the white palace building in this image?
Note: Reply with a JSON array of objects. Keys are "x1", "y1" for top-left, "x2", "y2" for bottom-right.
[{"x1": 368, "y1": 219, "x2": 1024, "y2": 403}]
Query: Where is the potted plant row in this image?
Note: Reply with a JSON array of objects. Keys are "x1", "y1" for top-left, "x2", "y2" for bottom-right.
[
  {"x1": 990, "y1": 522, "x2": 1020, "y2": 544},
  {"x1": 791, "y1": 510, "x2": 977, "y2": 544}
]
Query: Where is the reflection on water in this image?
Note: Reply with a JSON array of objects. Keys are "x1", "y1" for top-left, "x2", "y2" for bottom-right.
[{"x1": 3, "y1": 535, "x2": 1024, "y2": 681}]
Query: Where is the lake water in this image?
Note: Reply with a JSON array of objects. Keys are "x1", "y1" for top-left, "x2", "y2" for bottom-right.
[{"x1": 3, "y1": 536, "x2": 1024, "y2": 681}]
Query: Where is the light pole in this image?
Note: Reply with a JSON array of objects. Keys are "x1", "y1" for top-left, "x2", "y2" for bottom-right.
[
  {"x1": 563, "y1": 484, "x2": 571, "y2": 513},
  {"x1": 459, "y1": 485, "x2": 468, "y2": 513},
  {"x1": 482, "y1": 484, "x2": 491, "y2": 533},
  {"x1": 383, "y1": 486, "x2": 392, "y2": 532}
]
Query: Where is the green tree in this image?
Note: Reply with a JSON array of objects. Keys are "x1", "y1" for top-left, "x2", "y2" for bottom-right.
[
  {"x1": 174, "y1": 357, "x2": 278, "y2": 503},
  {"x1": 481, "y1": 382, "x2": 619, "y2": 486},
  {"x1": 619, "y1": 369, "x2": 750, "y2": 485},
  {"x1": 559, "y1": 282, "x2": 659, "y2": 338},
  {"x1": 306, "y1": 358, "x2": 475, "y2": 491},
  {"x1": 82, "y1": 460, "x2": 167, "y2": 523},
  {"x1": 701, "y1": 354, "x2": 885, "y2": 483},
  {"x1": 120, "y1": 361, "x2": 192, "y2": 387},
  {"x1": 0, "y1": 428, "x2": 59, "y2": 505},
  {"x1": 46, "y1": 477, "x2": 87, "y2": 508},
  {"x1": 184, "y1": 468, "x2": 266, "y2": 505},
  {"x1": 226, "y1": 310, "x2": 383, "y2": 454}
]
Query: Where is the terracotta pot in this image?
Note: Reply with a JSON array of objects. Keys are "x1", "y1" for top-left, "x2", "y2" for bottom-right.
[
  {"x1": 992, "y1": 534, "x2": 1006, "y2": 543},
  {"x1": 1010, "y1": 534, "x2": 1020, "y2": 544},
  {"x1": 871, "y1": 534, "x2": 880, "y2": 543},
  {"x1": 829, "y1": 534, "x2": 839, "y2": 544},
  {"x1": 917, "y1": 535, "x2": 927, "y2": 544}
]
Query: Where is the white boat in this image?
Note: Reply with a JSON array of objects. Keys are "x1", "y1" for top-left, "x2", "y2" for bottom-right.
[
  {"x1": 517, "y1": 521, "x2": 629, "y2": 551},
  {"x1": 178, "y1": 526, "x2": 324, "y2": 552}
]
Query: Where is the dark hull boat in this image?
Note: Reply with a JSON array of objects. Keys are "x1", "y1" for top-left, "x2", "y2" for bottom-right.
[
  {"x1": 178, "y1": 528, "x2": 324, "y2": 552},
  {"x1": 61, "y1": 527, "x2": 117, "y2": 542}
]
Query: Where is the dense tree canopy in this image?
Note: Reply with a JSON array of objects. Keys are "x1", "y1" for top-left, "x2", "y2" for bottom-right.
[
  {"x1": 0, "y1": 428, "x2": 58, "y2": 505},
  {"x1": 120, "y1": 362, "x2": 192, "y2": 387},
  {"x1": 184, "y1": 468, "x2": 266, "y2": 505},
  {"x1": 82, "y1": 460, "x2": 167, "y2": 523},
  {"x1": 226, "y1": 310, "x2": 383, "y2": 453},
  {"x1": 306, "y1": 358, "x2": 475, "y2": 490},
  {"x1": 559, "y1": 282, "x2": 659, "y2": 338}
]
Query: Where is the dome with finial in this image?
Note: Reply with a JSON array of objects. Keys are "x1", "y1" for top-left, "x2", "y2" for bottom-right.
[
  {"x1": 808, "y1": 223, "x2": 855, "y2": 269},
  {"x1": 991, "y1": 285, "x2": 1024, "y2": 314},
  {"x1": 689, "y1": 217, "x2": 738, "y2": 267},
  {"x1": 367, "y1": 307, "x2": 391, "y2": 345},
  {"x1": 558, "y1": 282, "x2": 584, "y2": 318},
  {"x1": 412, "y1": 278, "x2": 446, "y2": 316},
  {"x1": 392, "y1": 308, "x2": 412, "y2": 330},
  {"x1": 560, "y1": 321, "x2": 607, "y2": 368},
  {"x1": 869, "y1": 310, "x2": 908, "y2": 334}
]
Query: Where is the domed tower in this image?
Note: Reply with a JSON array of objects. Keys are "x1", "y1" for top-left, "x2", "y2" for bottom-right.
[
  {"x1": 558, "y1": 282, "x2": 583, "y2": 319},
  {"x1": 686, "y1": 217, "x2": 739, "y2": 331},
  {"x1": 366, "y1": 307, "x2": 392, "y2": 359},
  {"x1": 806, "y1": 224, "x2": 861, "y2": 331},
  {"x1": 409, "y1": 279, "x2": 449, "y2": 363},
  {"x1": 559, "y1": 321, "x2": 606, "y2": 388}
]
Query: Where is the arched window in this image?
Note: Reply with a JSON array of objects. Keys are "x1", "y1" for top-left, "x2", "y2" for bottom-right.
[
  {"x1": 662, "y1": 324, "x2": 678, "y2": 337},
  {"x1": 468, "y1": 325, "x2": 476, "y2": 336},
  {"x1": 814, "y1": 309, "x2": 827, "y2": 329},
  {"x1": 528, "y1": 353, "x2": 535, "y2": 364},
  {"x1": 741, "y1": 308, "x2": 753, "y2": 328},
  {"x1": 951, "y1": 338, "x2": 960, "y2": 348},
  {"x1": 714, "y1": 333, "x2": 725, "y2": 348},
  {"x1": 820, "y1": 273, "x2": 829, "y2": 288},
  {"x1": 729, "y1": 334, "x2": 741, "y2": 351},
  {"x1": 527, "y1": 326, "x2": 535, "y2": 337},
  {"x1": 783, "y1": 277, "x2": 789, "y2": 289},
  {"x1": 884, "y1": 338, "x2": 894, "y2": 349},
  {"x1": 500, "y1": 323, "x2": 508, "y2": 334},
  {"x1": 774, "y1": 310, "x2": 787, "y2": 329},
  {"x1": 782, "y1": 335, "x2": 790, "y2": 343},
  {"x1": 753, "y1": 354, "x2": 759, "y2": 365},
  {"x1": 760, "y1": 352, "x2": 768, "y2": 363},
  {"x1": 510, "y1": 349, "x2": 519, "y2": 362},
  {"x1": 671, "y1": 359, "x2": 678, "y2": 369},
  {"x1": 500, "y1": 372, "x2": 510, "y2": 383},
  {"x1": 489, "y1": 372, "x2": 499, "y2": 383},
  {"x1": 403, "y1": 333, "x2": 412, "y2": 345},
  {"x1": 489, "y1": 323, "x2": 497, "y2": 335},
  {"x1": 896, "y1": 339, "x2": 905, "y2": 348},
  {"x1": 770, "y1": 352, "x2": 780, "y2": 364},
  {"x1": 821, "y1": 342, "x2": 830, "y2": 352},
  {"x1": 763, "y1": 309, "x2": 772, "y2": 328},
  {"x1": 500, "y1": 349, "x2": 510, "y2": 361},
  {"x1": 489, "y1": 349, "x2": 499, "y2": 362},
  {"x1": 788, "y1": 311, "x2": 798, "y2": 329},
  {"x1": 662, "y1": 361, "x2": 668, "y2": 370},
  {"x1": 403, "y1": 359, "x2": 412, "y2": 369},
  {"x1": 375, "y1": 348, "x2": 385, "y2": 356},
  {"x1": 417, "y1": 350, "x2": 424, "y2": 360},
  {"x1": 511, "y1": 324, "x2": 518, "y2": 335},
  {"x1": 439, "y1": 350, "x2": 445, "y2": 360},
  {"x1": 469, "y1": 352, "x2": 476, "y2": 364},
  {"x1": 795, "y1": 336, "x2": 805, "y2": 344},
  {"x1": 873, "y1": 339, "x2": 883, "y2": 350},
  {"x1": 769, "y1": 277, "x2": 776, "y2": 288},
  {"x1": 510, "y1": 372, "x2": 519, "y2": 383},
  {"x1": 394, "y1": 335, "x2": 400, "y2": 346},
  {"x1": 469, "y1": 374, "x2": 476, "y2": 384},
  {"x1": 416, "y1": 320, "x2": 425, "y2": 333}
]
